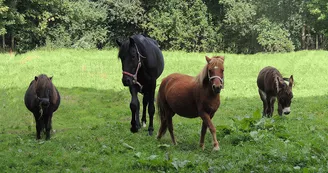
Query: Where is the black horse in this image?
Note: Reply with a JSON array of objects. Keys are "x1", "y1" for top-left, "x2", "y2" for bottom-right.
[
  {"x1": 24, "y1": 74, "x2": 61, "y2": 140},
  {"x1": 116, "y1": 34, "x2": 164, "y2": 135}
]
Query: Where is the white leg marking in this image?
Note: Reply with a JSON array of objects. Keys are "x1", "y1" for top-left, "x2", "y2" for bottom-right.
[{"x1": 142, "y1": 122, "x2": 146, "y2": 128}]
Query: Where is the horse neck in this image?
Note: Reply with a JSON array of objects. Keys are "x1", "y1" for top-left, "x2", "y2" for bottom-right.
[{"x1": 198, "y1": 81, "x2": 219, "y2": 98}]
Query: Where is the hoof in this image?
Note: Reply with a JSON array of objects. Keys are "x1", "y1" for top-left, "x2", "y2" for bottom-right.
[
  {"x1": 213, "y1": 146, "x2": 220, "y2": 151},
  {"x1": 130, "y1": 126, "x2": 138, "y2": 133},
  {"x1": 136, "y1": 121, "x2": 141, "y2": 129},
  {"x1": 142, "y1": 122, "x2": 147, "y2": 128},
  {"x1": 148, "y1": 130, "x2": 153, "y2": 136},
  {"x1": 200, "y1": 143, "x2": 205, "y2": 150}
]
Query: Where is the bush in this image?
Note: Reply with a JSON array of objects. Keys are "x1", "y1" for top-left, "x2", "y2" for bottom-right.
[{"x1": 256, "y1": 18, "x2": 295, "y2": 52}]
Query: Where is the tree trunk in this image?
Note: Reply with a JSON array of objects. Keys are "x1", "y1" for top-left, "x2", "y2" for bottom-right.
[
  {"x1": 11, "y1": 33, "x2": 14, "y2": 50},
  {"x1": 2, "y1": 34, "x2": 5, "y2": 49},
  {"x1": 302, "y1": 24, "x2": 306, "y2": 50},
  {"x1": 306, "y1": 25, "x2": 311, "y2": 50},
  {"x1": 316, "y1": 34, "x2": 319, "y2": 49}
]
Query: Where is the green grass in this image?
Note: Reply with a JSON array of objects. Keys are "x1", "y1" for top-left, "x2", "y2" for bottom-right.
[{"x1": 0, "y1": 49, "x2": 328, "y2": 172}]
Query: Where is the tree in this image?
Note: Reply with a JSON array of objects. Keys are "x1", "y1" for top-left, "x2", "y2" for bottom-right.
[{"x1": 142, "y1": 0, "x2": 221, "y2": 52}]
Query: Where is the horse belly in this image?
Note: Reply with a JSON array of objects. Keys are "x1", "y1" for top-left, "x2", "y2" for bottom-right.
[{"x1": 165, "y1": 78, "x2": 198, "y2": 118}]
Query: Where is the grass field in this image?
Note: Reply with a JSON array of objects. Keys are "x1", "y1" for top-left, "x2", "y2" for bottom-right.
[{"x1": 0, "y1": 49, "x2": 328, "y2": 172}]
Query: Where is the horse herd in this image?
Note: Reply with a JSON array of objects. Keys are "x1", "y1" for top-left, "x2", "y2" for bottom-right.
[{"x1": 24, "y1": 34, "x2": 294, "y2": 150}]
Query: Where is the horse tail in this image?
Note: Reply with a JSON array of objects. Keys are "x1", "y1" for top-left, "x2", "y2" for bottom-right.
[
  {"x1": 156, "y1": 79, "x2": 171, "y2": 138},
  {"x1": 156, "y1": 86, "x2": 167, "y2": 124}
]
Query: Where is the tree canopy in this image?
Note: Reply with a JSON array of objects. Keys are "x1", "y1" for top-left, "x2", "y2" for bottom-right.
[{"x1": 0, "y1": 0, "x2": 327, "y2": 53}]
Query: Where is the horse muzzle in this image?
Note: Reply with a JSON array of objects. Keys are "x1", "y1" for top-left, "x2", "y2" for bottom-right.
[
  {"x1": 212, "y1": 84, "x2": 222, "y2": 94},
  {"x1": 122, "y1": 77, "x2": 133, "y2": 86},
  {"x1": 38, "y1": 97, "x2": 50, "y2": 108},
  {"x1": 282, "y1": 107, "x2": 291, "y2": 115}
]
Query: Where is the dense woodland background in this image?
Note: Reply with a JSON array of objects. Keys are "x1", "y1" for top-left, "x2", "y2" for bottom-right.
[{"x1": 0, "y1": 0, "x2": 327, "y2": 53}]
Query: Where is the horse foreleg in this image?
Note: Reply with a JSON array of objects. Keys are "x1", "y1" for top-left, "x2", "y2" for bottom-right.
[
  {"x1": 129, "y1": 86, "x2": 140, "y2": 133},
  {"x1": 201, "y1": 114, "x2": 219, "y2": 151},
  {"x1": 266, "y1": 96, "x2": 274, "y2": 117},
  {"x1": 33, "y1": 112, "x2": 43, "y2": 139},
  {"x1": 44, "y1": 113, "x2": 53, "y2": 140},
  {"x1": 270, "y1": 97, "x2": 276, "y2": 116},
  {"x1": 141, "y1": 93, "x2": 149, "y2": 128},
  {"x1": 199, "y1": 122, "x2": 207, "y2": 150}
]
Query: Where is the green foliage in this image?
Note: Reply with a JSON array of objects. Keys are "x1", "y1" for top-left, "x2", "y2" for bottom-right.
[
  {"x1": 46, "y1": 0, "x2": 108, "y2": 49},
  {"x1": 142, "y1": 0, "x2": 222, "y2": 52},
  {"x1": 105, "y1": 0, "x2": 144, "y2": 44},
  {"x1": 256, "y1": 18, "x2": 295, "y2": 52},
  {"x1": 1, "y1": 0, "x2": 328, "y2": 52}
]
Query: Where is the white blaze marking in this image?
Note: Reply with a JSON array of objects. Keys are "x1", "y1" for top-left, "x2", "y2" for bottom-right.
[
  {"x1": 214, "y1": 66, "x2": 218, "y2": 69},
  {"x1": 282, "y1": 107, "x2": 291, "y2": 113},
  {"x1": 259, "y1": 89, "x2": 266, "y2": 100}
]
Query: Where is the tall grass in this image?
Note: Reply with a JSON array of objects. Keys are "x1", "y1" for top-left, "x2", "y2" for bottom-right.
[{"x1": 0, "y1": 49, "x2": 327, "y2": 172}]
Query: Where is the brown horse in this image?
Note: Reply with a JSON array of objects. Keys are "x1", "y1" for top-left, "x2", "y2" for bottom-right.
[
  {"x1": 24, "y1": 74, "x2": 60, "y2": 140},
  {"x1": 156, "y1": 56, "x2": 224, "y2": 151}
]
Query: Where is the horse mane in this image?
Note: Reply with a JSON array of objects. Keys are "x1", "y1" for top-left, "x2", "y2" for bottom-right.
[
  {"x1": 35, "y1": 74, "x2": 58, "y2": 104},
  {"x1": 194, "y1": 56, "x2": 224, "y2": 86}
]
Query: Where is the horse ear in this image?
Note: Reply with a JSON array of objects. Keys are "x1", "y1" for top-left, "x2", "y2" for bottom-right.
[
  {"x1": 205, "y1": 56, "x2": 211, "y2": 63},
  {"x1": 129, "y1": 37, "x2": 135, "y2": 46},
  {"x1": 35, "y1": 76, "x2": 38, "y2": 81},
  {"x1": 49, "y1": 76, "x2": 53, "y2": 81},
  {"x1": 115, "y1": 39, "x2": 122, "y2": 47},
  {"x1": 289, "y1": 75, "x2": 294, "y2": 88},
  {"x1": 275, "y1": 76, "x2": 285, "y2": 92}
]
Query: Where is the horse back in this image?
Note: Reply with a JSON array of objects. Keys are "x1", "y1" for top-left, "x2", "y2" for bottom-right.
[
  {"x1": 132, "y1": 35, "x2": 164, "y2": 79},
  {"x1": 257, "y1": 66, "x2": 282, "y2": 96}
]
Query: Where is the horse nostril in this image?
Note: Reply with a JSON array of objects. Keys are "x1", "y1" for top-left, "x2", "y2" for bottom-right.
[
  {"x1": 284, "y1": 111, "x2": 290, "y2": 115},
  {"x1": 42, "y1": 101, "x2": 50, "y2": 107},
  {"x1": 212, "y1": 84, "x2": 221, "y2": 94}
]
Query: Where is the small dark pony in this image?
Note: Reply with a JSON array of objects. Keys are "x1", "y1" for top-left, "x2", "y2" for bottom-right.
[
  {"x1": 24, "y1": 74, "x2": 61, "y2": 140},
  {"x1": 157, "y1": 56, "x2": 224, "y2": 150},
  {"x1": 257, "y1": 66, "x2": 294, "y2": 117},
  {"x1": 116, "y1": 34, "x2": 164, "y2": 135}
]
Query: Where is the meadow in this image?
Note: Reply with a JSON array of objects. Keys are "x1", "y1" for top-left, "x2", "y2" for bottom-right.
[{"x1": 0, "y1": 49, "x2": 327, "y2": 172}]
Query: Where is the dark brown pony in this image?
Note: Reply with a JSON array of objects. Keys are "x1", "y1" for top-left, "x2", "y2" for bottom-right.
[
  {"x1": 156, "y1": 56, "x2": 224, "y2": 150},
  {"x1": 24, "y1": 74, "x2": 60, "y2": 140},
  {"x1": 257, "y1": 66, "x2": 294, "y2": 117}
]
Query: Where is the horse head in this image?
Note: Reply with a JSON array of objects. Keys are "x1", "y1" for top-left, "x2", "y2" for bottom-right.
[
  {"x1": 116, "y1": 37, "x2": 145, "y2": 87},
  {"x1": 206, "y1": 56, "x2": 224, "y2": 94},
  {"x1": 276, "y1": 75, "x2": 294, "y2": 115},
  {"x1": 35, "y1": 74, "x2": 54, "y2": 108}
]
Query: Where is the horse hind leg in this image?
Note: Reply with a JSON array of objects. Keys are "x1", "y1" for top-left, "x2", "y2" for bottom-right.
[
  {"x1": 141, "y1": 93, "x2": 148, "y2": 128},
  {"x1": 157, "y1": 116, "x2": 168, "y2": 140},
  {"x1": 167, "y1": 114, "x2": 176, "y2": 145},
  {"x1": 156, "y1": 101, "x2": 174, "y2": 141},
  {"x1": 258, "y1": 89, "x2": 268, "y2": 117}
]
